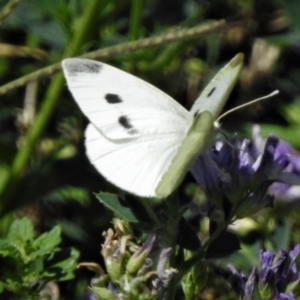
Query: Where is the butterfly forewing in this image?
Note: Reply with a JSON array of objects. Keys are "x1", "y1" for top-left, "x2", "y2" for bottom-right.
[
  {"x1": 62, "y1": 59, "x2": 190, "y2": 197},
  {"x1": 62, "y1": 59, "x2": 188, "y2": 140},
  {"x1": 189, "y1": 53, "x2": 244, "y2": 120}
]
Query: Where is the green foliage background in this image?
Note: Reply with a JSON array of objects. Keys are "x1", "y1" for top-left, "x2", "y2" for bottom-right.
[{"x1": 0, "y1": 0, "x2": 300, "y2": 299}]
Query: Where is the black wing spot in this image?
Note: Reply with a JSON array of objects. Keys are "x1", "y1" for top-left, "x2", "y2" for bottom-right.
[
  {"x1": 105, "y1": 94, "x2": 123, "y2": 104},
  {"x1": 118, "y1": 115, "x2": 138, "y2": 135},
  {"x1": 207, "y1": 87, "x2": 216, "y2": 97},
  {"x1": 67, "y1": 60, "x2": 102, "y2": 75},
  {"x1": 194, "y1": 110, "x2": 199, "y2": 117},
  {"x1": 119, "y1": 115, "x2": 133, "y2": 129}
]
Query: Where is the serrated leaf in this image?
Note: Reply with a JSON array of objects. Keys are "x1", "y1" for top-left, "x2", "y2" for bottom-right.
[
  {"x1": 43, "y1": 247, "x2": 79, "y2": 281},
  {"x1": 0, "y1": 240, "x2": 17, "y2": 257},
  {"x1": 96, "y1": 192, "x2": 139, "y2": 223},
  {"x1": 31, "y1": 226, "x2": 61, "y2": 259},
  {"x1": 7, "y1": 217, "x2": 35, "y2": 242}
]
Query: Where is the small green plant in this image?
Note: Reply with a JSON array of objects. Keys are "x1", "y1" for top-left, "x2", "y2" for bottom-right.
[{"x1": 0, "y1": 217, "x2": 79, "y2": 300}]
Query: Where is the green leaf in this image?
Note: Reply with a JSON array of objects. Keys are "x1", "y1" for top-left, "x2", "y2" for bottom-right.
[
  {"x1": 270, "y1": 219, "x2": 291, "y2": 250},
  {"x1": 57, "y1": 220, "x2": 88, "y2": 241},
  {"x1": 96, "y1": 192, "x2": 139, "y2": 223},
  {"x1": 7, "y1": 217, "x2": 34, "y2": 243},
  {"x1": 31, "y1": 226, "x2": 61, "y2": 258},
  {"x1": 45, "y1": 186, "x2": 90, "y2": 205},
  {"x1": 43, "y1": 247, "x2": 79, "y2": 281},
  {"x1": 27, "y1": 257, "x2": 44, "y2": 276},
  {"x1": 92, "y1": 287, "x2": 115, "y2": 300},
  {"x1": 0, "y1": 240, "x2": 17, "y2": 257}
]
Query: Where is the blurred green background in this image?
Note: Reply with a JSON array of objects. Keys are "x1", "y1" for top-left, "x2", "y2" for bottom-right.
[{"x1": 0, "y1": 0, "x2": 300, "y2": 299}]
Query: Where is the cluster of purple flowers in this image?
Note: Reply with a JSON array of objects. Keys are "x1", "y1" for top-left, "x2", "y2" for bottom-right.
[
  {"x1": 228, "y1": 245, "x2": 300, "y2": 299},
  {"x1": 190, "y1": 126, "x2": 300, "y2": 221},
  {"x1": 252, "y1": 126, "x2": 300, "y2": 202},
  {"x1": 190, "y1": 125, "x2": 300, "y2": 298}
]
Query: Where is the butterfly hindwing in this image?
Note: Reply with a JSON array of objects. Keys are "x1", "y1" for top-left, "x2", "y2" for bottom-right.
[{"x1": 85, "y1": 124, "x2": 184, "y2": 196}]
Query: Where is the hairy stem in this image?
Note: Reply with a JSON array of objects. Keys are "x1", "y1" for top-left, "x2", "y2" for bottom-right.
[{"x1": 0, "y1": 20, "x2": 225, "y2": 96}]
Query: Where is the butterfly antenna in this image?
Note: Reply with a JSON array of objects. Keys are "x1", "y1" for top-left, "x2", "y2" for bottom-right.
[{"x1": 216, "y1": 90, "x2": 279, "y2": 123}]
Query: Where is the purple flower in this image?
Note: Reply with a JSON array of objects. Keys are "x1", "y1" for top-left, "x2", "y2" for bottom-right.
[
  {"x1": 190, "y1": 132, "x2": 292, "y2": 219},
  {"x1": 228, "y1": 245, "x2": 300, "y2": 299},
  {"x1": 252, "y1": 125, "x2": 300, "y2": 202},
  {"x1": 228, "y1": 265, "x2": 256, "y2": 299}
]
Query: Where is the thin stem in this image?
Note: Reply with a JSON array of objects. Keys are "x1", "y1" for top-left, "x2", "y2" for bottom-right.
[
  {"x1": 0, "y1": 0, "x2": 21, "y2": 27},
  {"x1": 128, "y1": 0, "x2": 144, "y2": 40},
  {"x1": 165, "y1": 223, "x2": 226, "y2": 300},
  {"x1": 0, "y1": 20, "x2": 225, "y2": 96},
  {"x1": 0, "y1": 0, "x2": 105, "y2": 215},
  {"x1": 178, "y1": 222, "x2": 226, "y2": 274},
  {"x1": 166, "y1": 211, "x2": 236, "y2": 299},
  {"x1": 138, "y1": 198, "x2": 162, "y2": 228}
]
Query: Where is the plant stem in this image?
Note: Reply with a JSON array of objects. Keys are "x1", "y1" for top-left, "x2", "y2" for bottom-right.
[
  {"x1": 0, "y1": 0, "x2": 21, "y2": 27},
  {"x1": 166, "y1": 211, "x2": 235, "y2": 299},
  {"x1": 0, "y1": 0, "x2": 105, "y2": 215},
  {"x1": 0, "y1": 20, "x2": 225, "y2": 96},
  {"x1": 138, "y1": 197, "x2": 162, "y2": 228},
  {"x1": 128, "y1": 0, "x2": 144, "y2": 40}
]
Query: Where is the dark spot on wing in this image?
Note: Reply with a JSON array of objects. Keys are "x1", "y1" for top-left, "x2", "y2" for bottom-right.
[
  {"x1": 105, "y1": 94, "x2": 123, "y2": 104},
  {"x1": 119, "y1": 115, "x2": 133, "y2": 129},
  {"x1": 67, "y1": 60, "x2": 102, "y2": 75},
  {"x1": 207, "y1": 87, "x2": 216, "y2": 97},
  {"x1": 194, "y1": 110, "x2": 199, "y2": 117},
  {"x1": 118, "y1": 115, "x2": 138, "y2": 135}
]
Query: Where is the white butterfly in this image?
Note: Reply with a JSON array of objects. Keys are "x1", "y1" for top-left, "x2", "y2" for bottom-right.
[{"x1": 62, "y1": 54, "x2": 244, "y2": 198}]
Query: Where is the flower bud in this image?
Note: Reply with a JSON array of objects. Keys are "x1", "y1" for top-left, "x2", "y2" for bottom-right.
[
  {"x1": 126, "y1": 234, "x2": 156, "y2": 275},
  {"x1": 90, "y1": 287, "x2": 115, "y2": 300},
  {"x1": 258, "y1": 282, "x2": 273, "y2": 299}
]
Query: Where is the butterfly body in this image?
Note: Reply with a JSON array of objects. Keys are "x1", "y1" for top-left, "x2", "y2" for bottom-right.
[{"x1": 62, "y1": 54, "x2": 244, "y2": 198}]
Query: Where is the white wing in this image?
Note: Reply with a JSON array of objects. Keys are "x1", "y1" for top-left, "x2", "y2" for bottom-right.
[
  {"x1": 62, "y1": 58, "x2": 188, "y2": 197},
  {"x1": 154, "y1": 54, "x2": 243, "y2": 197},
  {"x1": 85, "y1": 124, "x2": 183, "y2": 196},
  {"x1": 189, "y1": 53, "x2": 244, "y2": 120},
  {"x1": 62, "y1": 54, "x2": 243, "y2": 198}
]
